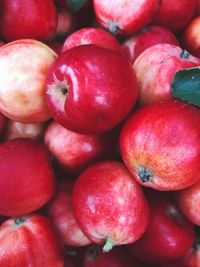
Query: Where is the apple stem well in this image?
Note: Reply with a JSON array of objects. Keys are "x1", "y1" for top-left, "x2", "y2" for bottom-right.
[
  {"x1": 137, "y1": 167, "x2": 152, "y2": 183},
  {"x1": 15, "y1": 217, "x2": 25, "y2": 226},
  {"x1": 103, "y1": 239, "x2": 115, "y2": 252},
  {"x1": 180, "y1": 49, "x2": 190, "y2": 59},
  {"x1": 108, "y1": 22, "x2": 121, "y2": 36}
]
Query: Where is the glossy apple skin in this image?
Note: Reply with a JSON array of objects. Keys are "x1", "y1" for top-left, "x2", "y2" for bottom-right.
[
  {"x1": 122, "y1": 25, "x2": 179, "y2": 63},
  {"x1": 128, "y1": 190, "x2": 194, "y2": 265},
  {"x1": 153, "y1": 0, "x2": 197, "y2": 33},
  {"x1": 0, "y1": 138, "x2": 55, "y2": 216},
  {"x1": 48, "y1": 179, "x2": 91, "y2": 246},
  {"x1": 72, "y1": 161, "x2": 149, "y2": 249},
  {"x1": 181, "y1": 16, "x2": 200, "y2": 57},
  {"x1": 133, "y1": 44, "x2": 200, "y2": 106},
  {"x1": 0, "y1": 214, "x2": 64, "y2": 267},
  {"x1": 0, "y1": 0, "x2": 58, "y2": 41},
  {"x1": 93, "y1": 0, "x2": 160, "y2": 36},
  {"x1": 84, "y1": 245, "x2": 140, "y2": 267},
  {"x1": 0, "y1": 39, "x2": 57, "y2": 123},
  {"x1": 44, "y1": 121, "x2": 118, "y2": 174},
  {"x1": 120, "y1": 99, "x2": 200, "y2": 191},
  {"x1": 175, "y1": 179, "x2": 200, "y2": 226},
  {"x1": 45, "y1": 44, "x2": 137, "y2": 134},
  {"x1": 62, "y1": 28, "x2": 122, "y2": 53}
]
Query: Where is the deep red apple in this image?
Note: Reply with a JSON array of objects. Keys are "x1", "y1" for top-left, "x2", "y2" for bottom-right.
[
  {"x1": 0, "y1": 214, "x2": 64, "y2": 267},
  {"x1": 0, "y1": 138, "x2": 55, "y2": 216},
  {"x1": 44, "y1": 120, "x2": 118, "y2": 174},
  {"x1": 72, "y1": 161, "x2": 149, "y2": 251},
  {"x1": 93, "y1": 0, "x2": 161, "y2": 35},
  {"x1": 175, "y1": 179, "x2": 200, "y2": 226},
  {"x1": 120, "y1": 99, "x2": 200, "y2": 191},
  {"x1": 122, "y1": 25, "x2": 179, "y2": 63},
  {"x1": 45, "y1": 44, "x2": 138, "y2": 134},
  {"x1": 62, "y1": 28, "x2": 122, "y2": 53},
  {"x1": 153, "y1": 0, "x2": 197, "y2": 33},
  {"x1": 48, "y1": 179, "x2": 92, "y2": 246},
  {"x1": 0, "y1": 0, "x2": 58, "y2": 41},
  {"x1": 133, "y1": 44, "x2": 200, "y2": 106},
  {"x1": 84, "y1": 245, "x2": 140, "y2": 267},
  {"x1": 128, "y1": 190, "x2": 195, "y2": 265}
]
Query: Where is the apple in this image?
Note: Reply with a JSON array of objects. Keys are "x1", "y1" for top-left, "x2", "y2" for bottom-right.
[
  {"x1": 4, "y1": 120, "x2": 47, "y2": 141},
  {"x1": 133, "y1": 44, "x2": 200, "y2": 106},
  {"x1": 48, "y1": 179, "x2": 92, "y2": 246},
  {"x1": 175, "y1": 179, "x2": 200, "y2": 226},
  {"x1": 56, "y1": 9, "x2": 75, "y2": 39},
  {"x1": 0, "y1": 39, "x2": 57, "y2": 123},
  {"x1": 93, "y1": 0, "x2": 161, "y2": 35},
  {"x1": 120, "y1": 99, "x2": 200, "y2": 191},
  {"x1": 62, "y1": 27, "x2": 123, "y2": 53},
  {"x1": 0, "y1": 138, "x2": 55, "y2": 216},
  {"x1": 153, "y1": 0, "x2": 197, "y2": 33},
  {"x1": 44, "y1": 120, "x2": 118, "y2": 174},
  {"x1": 122, "y1": 25, "x2": 179, "y2": 63},
  {"x1": 45, "y1": 44, "x2": 138, "y2": 134},
  {"x1": 181, "y1": 16, "x2": 200, "y2": 57},
  {"x1": 72, "y1": 161, "x2": 149, "y2": 251},
  {"x1": 0, "y1": 214, "x2": 64, "y2": 266},
  {"x1": 0, "y1": 0, "x2": 58, "y2": 41},
  {"x1": 128, "y1": 190, "x2": 195, "y2": 265}
]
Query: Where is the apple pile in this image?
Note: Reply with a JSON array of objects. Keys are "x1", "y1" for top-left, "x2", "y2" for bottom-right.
[{"x1": 1, "y1": 0, "x2": 200, "y2": 266}]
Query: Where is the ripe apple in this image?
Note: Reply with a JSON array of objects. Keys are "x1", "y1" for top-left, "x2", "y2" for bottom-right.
[
  {"x1": 72, "y1": 161, "x2": 149, "y2": 251},
  {"x1": 120, "y1": 99, "x2": 200, "y2": 191},
  {"x1": 0, "y1": 39, "x2": 57, "y2": 123},
  {"x1": 0, "y1": 214, "x2": 64, "y2": 266},
  {"x1": 133, "y1": 44, "x2": 200, "y2": 106},
  {"x1": 0, "y1": 0, "x2": 58, "y2": 41},
  {"x1": 0, "y1": 138, "x2": 55, "y2": 216},
  {"x1": 128, "y1": 190, "x2": 195, "y2": 265},
  {"x1": 44, "y1": 121, "x2": 118, "y2": 174},
  {"x1": 45, "y1": 44, "x2": 138, "y2": 134},
  {"x1": 62, "y1": 28, "x2": 122, "y2": 53},
  {"x1": 48, "y1": 179, "x2": 92, "y2": 246},
  {"x1": 175, "y1": 179, "x2": 200, "y2": 226},
  {"x1": 153, "y1": 0, "x2": 197, "y2": 33},
  {"x1": 122, "y1": 25, "x2": 179, "y2": 63},
  {"x1": 93, "y1": 0, "x2": 161, "y2": 35}
]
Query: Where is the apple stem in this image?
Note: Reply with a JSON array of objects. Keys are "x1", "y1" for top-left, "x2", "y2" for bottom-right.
[
  {"x1": 137, "y1": 167, "x2": 152, "y2": 183},
  {"x1": 15, "y1": 217, "x2": 25, "y2": 225},
  {"x1": 180, "y1": 50, "x2": 189, "y2": 59},
  {"x1": 108, "y1": 22, "x2": 120, "y2": 36},
  {"x1": 103, "y1": 239, "x2": 115, "y2": 252}
]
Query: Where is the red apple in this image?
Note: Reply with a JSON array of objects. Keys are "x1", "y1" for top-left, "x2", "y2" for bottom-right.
[
  {"x1": 93, "y1": 0, "x2": 161, "y2": 36},
  {"x1": 72, "y1": 161, "x2": 149, "y2": 251},
  {"x1": 120, "y1": 99, "x2": 200, "y2": 191},
  {"x1": 0, "y1": 214, "x2": 64, "y2": 266},
  {"x1": 45, "y1": 44, "x2": 138, "y2": 134},
  {"x1": 122, "y1": 25, "x2": 179, "y2": 63},
  {"x1": 175, "y1": 179, "x2": 200, "y2": 226},
  {"x1": 62, "y1": 28, "x2": 122, "y2": 53},
  {"x1": 44, "y1": 121, "x2": 118, "y2": 174},
  {"x1": 0, "y1": 0, "x2": 58, "y2": 41},
  {"x1": 0, "y1": 39, "x2": 57, "y2": 123},
  {"x1": 4, "y1": 120, "x2": 46, "y2": 141},
  {"x1": 48, "y1": 179, "x2": 92, "y2": 246},
  {"x1": 128, "y1": 190, "x2": 195, "y2": 265},
  {"x1": 0, "y1": 138, "x2": 55, "y2": 216},
  {"x1": 133, "y1": 44, "x2": 200, "y2": 106},
  {"x1": 181, "y1": 16, "x2": 200, "y2": 57},
  {"x1": 84, "y1": 245, "x2": 140, "y2": 267},
  {"x1": 153, "y1": 0, "x2": 197, "y2": 33}
]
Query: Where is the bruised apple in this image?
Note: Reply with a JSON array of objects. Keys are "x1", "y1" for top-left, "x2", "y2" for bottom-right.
[
  {"x1": 120, "y1": 99, "x2": 200, "y2": 191},
  {"x1": 45, "y1": 44, "x2": 137, "y2": 134},
  {"x1": 0, "y1": 39, "x2": 57, "y2": 123},
  {"x1": 72, "y1": 161, "x2": 149, "y2": 251},
  {"x1": 0, "y1": 138, "x2": 55, "y2": 216},
  {"x1": 0, "y1": 214, "x2": 64, "y2": 267}
]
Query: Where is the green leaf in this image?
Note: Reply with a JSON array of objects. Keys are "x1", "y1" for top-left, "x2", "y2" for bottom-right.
[
  {"x1": 67, "y1": 0, "x2": 87, "y2": 13},
  {"x1": 172, "y1": 67, "x2": 200, "y2": 106}
]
